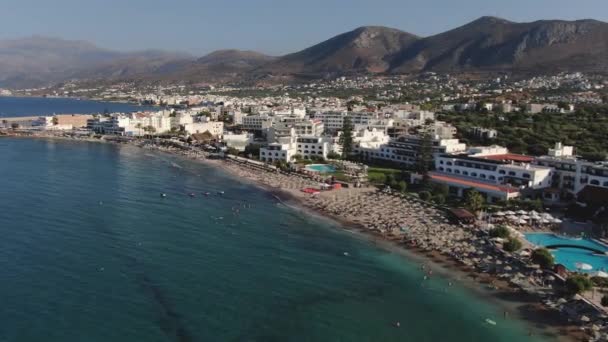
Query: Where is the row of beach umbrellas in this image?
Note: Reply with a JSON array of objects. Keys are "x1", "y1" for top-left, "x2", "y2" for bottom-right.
[{"x1": 492, "y1": 210, "x2": 562, "y2": 224}]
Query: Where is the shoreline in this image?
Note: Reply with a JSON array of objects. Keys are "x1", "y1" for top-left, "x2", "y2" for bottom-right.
[{"x1": 1, "y1": 133, "x2": 592, "y2": 341}]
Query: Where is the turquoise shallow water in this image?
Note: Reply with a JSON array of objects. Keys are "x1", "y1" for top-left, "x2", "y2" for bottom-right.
[
  {"x1": 525, "y1": 233, "x2": 608, "y2": 272},
  {"x1": 0, "y1": 138, "x2": 549, "y2": 342}
]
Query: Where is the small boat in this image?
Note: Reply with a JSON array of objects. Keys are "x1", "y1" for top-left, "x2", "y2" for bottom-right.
[
  {"x1": 343, "y1": 252, "x2": 350, "y2": 256},
  {"x1": 160, "y1": 193, "x2": 167, "y2": 198},
  {"x1": 217, "y1": 191, "x2": 225, "y2": 195},
  {"x1": 485, "y1": 318, "x2": 497, "y2": 326},
  {"x1": 203, "y1": 192, "x2": 210, "y2": 196},
  {"x1": 189, "y1": 193, "x2": 196, "y2": 197}
]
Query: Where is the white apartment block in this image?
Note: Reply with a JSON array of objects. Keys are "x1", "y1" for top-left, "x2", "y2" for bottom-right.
[
  {"x1": 355, "y1": 135, "x2": 466, "y2": 166},
  {"x1": 534, "y1": 143, "x2": 608, "y2": 193},
  {"x1": 241, "y1": 115, "x2": 274, "y2": 132},
  {"x1": 295, "y1": 136, "x2": 331, "y2": 160},
  {"x1": 260, "y1": 143, "x2": 296, "y2": 163},
  {"x1": 183, "y1": 121, "x2": 224, "y2": 136}
]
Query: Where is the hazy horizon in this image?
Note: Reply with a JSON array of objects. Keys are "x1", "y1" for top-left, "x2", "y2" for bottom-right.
[{"x1": 2, "y1": 0, "x2": 608, "y2": 56}]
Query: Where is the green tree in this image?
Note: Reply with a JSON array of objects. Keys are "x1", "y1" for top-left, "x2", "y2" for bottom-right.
[
  {"x1": 327, "y1": 151, "x2": 341, "y2": 160},
  {"x1": 433, "y1": 194, "x2": 446, "y2": 205},
  {"x1": 489, "y1": 225, "x2": 511, "y2": 239},
  {"x1": 601, "y1": 295, "x2": 608, "y2": 307},
  {"x1": 397, "y1": 181, "x2": 407, "y2": 193},
  {"x1": 415, "y1": 120, "x2": 434, "y2": 178},
  {"x1": 564, "y1": 275, "x2": 593, "y2": 296},
  {"x1": 464, "y1": 189, "x2": 484, "y2": 213},
  {"x1": 531, "y1": 248, "x2": 555, "y2": 269},
  {"x1": 419, "y1": 191, "x2": 431, "y2": 201},
  {"x1": 338, "y1": 117, "x2": 354, "y2": 159},
  {"x1": 503, "y1": 238, "x2": 522, "y2": 252}
]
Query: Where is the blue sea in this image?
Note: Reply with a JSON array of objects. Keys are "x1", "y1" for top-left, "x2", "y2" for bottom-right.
[
  {"x1": 0, "y1": 137, "x2": 555, "y2": 342},
  {"x1": 0, "y1": 96, "x2": 156, "y2": 117}
]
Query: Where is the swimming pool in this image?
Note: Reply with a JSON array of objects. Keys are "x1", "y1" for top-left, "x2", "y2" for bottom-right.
[
  {"x1": 524, "y1": 233, "x2": 608, "y2": 272},
  {"x1": 305, "y1": 164, "x2": 336, "y2": 173}
]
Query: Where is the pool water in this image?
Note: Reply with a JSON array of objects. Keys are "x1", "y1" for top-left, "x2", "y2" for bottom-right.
[
  {"x1": 306, "y1": 164, "x2": 336, "y2": 173},
  {"x1": 524, "y1": 233, "x2": 608, "y2": 272}
]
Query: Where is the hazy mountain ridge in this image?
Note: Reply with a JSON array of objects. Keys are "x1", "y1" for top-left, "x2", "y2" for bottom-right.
[{"x1": 2, "y1": 16, "x2": 608, "y2": 88}]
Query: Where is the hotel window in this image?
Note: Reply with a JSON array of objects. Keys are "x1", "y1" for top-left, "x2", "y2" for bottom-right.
[
  {"x1": 489, "y1": 175, "x2": 496, "y2": 180},
  {"x1": 471, "y1": 172, "x2": 477, "y2": 177},
  {"x1": 446, "y1": 168, "x2": 452, "y2": 173},
  {"x1": 463, "y1": 171, "x2": 469, "y2": 176},
  {"x1": 446, "y1": 162, "x2": 453, "y2": 166},
  {"x1": 499, "y1": 170, "x2": 506, "y2": 175},
  {"x1": 480, "y1": 174, "x2": 486, "y2": 179},
  {"x1": 591, "y1": 180, "x2": 600, "y2": 185},
  {"x1": 603, "y1": 181, "x2": 608, "y2": 187},
  {"x1": 455, "y1": 170, "x2": 460, "y2": 174},
  {"x1": 508, "y1": 171, "x2": 516, "y2": 176},
  {"x1": 522, "y1": 173, "x2": 531, "y2": 179}
]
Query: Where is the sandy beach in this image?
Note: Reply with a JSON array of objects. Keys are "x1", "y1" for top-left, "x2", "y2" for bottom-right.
[{"x1": 1, "y1": 132, "x2": 597, "y2": 341}]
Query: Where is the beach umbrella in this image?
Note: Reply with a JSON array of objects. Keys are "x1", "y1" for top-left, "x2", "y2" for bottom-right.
[
  {"x1": 529, "y1": 210, "x2": 539, "y2": 215},
  {"x1": 517, "y1": 218, "x2": 527, "y2": 224},
  {"x1": 520, "y1": 215, "x2": 531, "y2": 220},
  {"x1": 575, "y1": 262, "x2": 593, "y2": 271},
  {"x1": 552, "y1": 218, "x2": 563, "y2": 224},
  {"x1": 508, "y1": 215, "x2": 519, "y2": 221},
  {"x1": 504, "y1": 265, "x2": 513, "y2": 271},
  {"x1": 494, "y1": 211, "x2": 506, "y2": 216},
  {"x1": 516, "y1": 210, "x2": 527, "y2": 215},
  {"x1": 593, "y1": 271, "x2": 608, "y2": 278},
  {"x1": 541, "y1": 213, "x2": 553, "y2": 220},
  {"x1": 505, "y1": 210, "x2": 516, "y2": 215},
  {"x1": 540, "y1": 219, "x2": 550, "y2": 224}
]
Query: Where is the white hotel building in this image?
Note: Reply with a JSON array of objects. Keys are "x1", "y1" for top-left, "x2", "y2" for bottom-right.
[
  {"x1": 355, "y1": 135, "x2": 466, "y2": 166},
  {"x1": 534, "y1": 143, "x2": 608, "y2": 194},
  {"x1": 430, "y1": 146, "x2": 553, "y2": 202}
]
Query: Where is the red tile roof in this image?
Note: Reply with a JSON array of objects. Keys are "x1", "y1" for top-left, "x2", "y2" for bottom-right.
[
  {"x1": 480, "y1": 154, "x2": 534, "y2": 163},
  {"x1": 429, "y1": 172, "x2": 520, "y2": 194}
]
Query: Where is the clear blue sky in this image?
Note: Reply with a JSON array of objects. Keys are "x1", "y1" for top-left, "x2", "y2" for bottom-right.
[{"x1": 2, "y1": 0, "x2": 606, "y2": 56}]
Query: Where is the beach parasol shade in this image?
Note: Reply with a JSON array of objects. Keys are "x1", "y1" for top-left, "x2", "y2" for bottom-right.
[
  {"x1": 575, "y1": 262, "x2": 593, "y2": 271},
  {"x1": 517, "y1": 218, "x2": 527, "y2": 224},
  {"x1": 508, "y1": 215, "x2": 519, "y2": 221},
  {"x1": 505, "y1": 210, "x2": 516, "y2": 215},
  {"x1": 541, "y1": 213, "x2": 554, "y2": 220},
  {"x1": 516, "y1": 210, "x2": 528, "y2": 215},
  {"x1": 494, "y1": 211, "x2": 506, "y2": 216},
  {"x1": 529, "y1": 210, "x2": 539, "y2": 215},
  {"x1": 520, "y1": 215, "x2": 531, "y2": 220},
  {"x1": 593, "y1": 271, "x2": 608, "y2": 278},
  {"x1": 504, "y1": 265, "x2": 513, "y2": 271},
  {"x1": 552, "y1": 218, "x2": 563, "y2": 224}
]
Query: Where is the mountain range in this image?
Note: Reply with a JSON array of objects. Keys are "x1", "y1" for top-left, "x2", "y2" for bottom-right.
[{"x1": 1, "y1": 16, "x2": 608, "y2": 88}]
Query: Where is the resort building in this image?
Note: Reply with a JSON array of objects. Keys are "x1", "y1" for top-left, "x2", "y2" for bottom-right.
[
  {"x1": 354, "y1": 135, "x2": 466, "y2": 166},
  {"x1": 259, "y1": 143, "x2": 296, "y2": 163},
  {"x1": 429, "y1": 146, "x2": 554, "y2": 203},
  {"x1": 534, "y1": 142, "x2": 608, "y2": 194},
  {"x1": 295, "y1": 136, "x2": 331, "y2": 160}
]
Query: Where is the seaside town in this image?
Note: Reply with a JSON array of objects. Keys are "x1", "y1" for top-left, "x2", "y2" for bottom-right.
[{"x1": 2, "y1": 72, "x2": 608, "y2": 341}]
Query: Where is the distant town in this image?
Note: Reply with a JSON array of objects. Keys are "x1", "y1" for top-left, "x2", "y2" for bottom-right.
[{"x1": 2, "y1": 71, "x2": 608, "y2": 338}]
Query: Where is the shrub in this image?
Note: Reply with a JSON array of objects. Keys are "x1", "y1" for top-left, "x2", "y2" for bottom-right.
[
  {"x1": 419, "y1": 191, "x2": 431, "y2": 201},
  {"x1": 489, "y1": 225, "x2": 510, "y2": 239},
  {"x1": 601, "y1": 295, "x2": 608, "y2": 307},
  {"x1": 564, "y1": 275, "x2": 593, "y2": 296},
  {"x1": 397, "y1": 181, "x2": 407, "y2": 192},
  {"x1": 531, "y1": 248, "x2": 555, "y2": 269},
  {"x1": 433, "y1": 194, "x2": 446, "y2": 205},
  {"x1": 503, "y1": 238, "x2": 522, "y2": 252}
]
